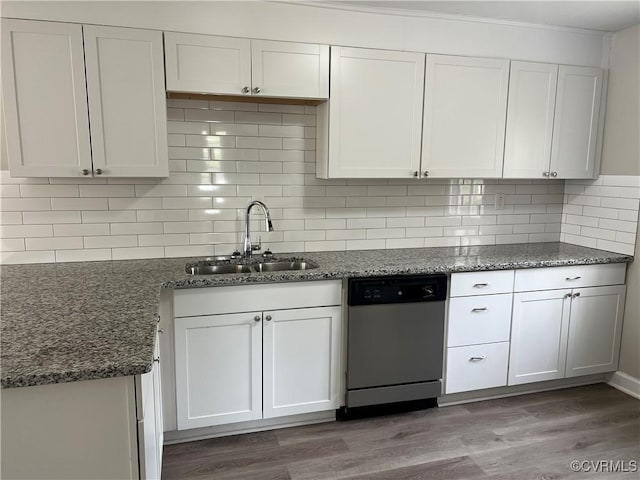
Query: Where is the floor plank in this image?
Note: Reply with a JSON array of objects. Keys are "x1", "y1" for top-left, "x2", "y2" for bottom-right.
[{"x1": 162, "y1": 384, "x2": 640, "y2": 479}]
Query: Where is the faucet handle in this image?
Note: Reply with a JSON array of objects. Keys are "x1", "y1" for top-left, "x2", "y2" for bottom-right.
[
  {"x1": 230, "y1": 250, "x2": 242, "y2": 260},
  {"x1": 262, "y1": 249, "x2": 274, "y2": 260}
]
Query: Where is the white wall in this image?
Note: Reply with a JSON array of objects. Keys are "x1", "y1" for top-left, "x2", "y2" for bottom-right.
[
  {"x1": 600, "y1": 24, "x2": 640, "y2": 380},
  {"x1": 1, "y1": 1, "x2": 609, "y2": 66}
]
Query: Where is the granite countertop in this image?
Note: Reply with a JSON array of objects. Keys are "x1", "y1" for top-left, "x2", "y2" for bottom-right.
[{"x1": 1, "y1": 242, "x2": 632, "y2": 389}]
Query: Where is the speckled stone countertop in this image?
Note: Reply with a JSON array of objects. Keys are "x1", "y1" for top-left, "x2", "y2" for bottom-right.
[{"x1": 1, "y1": 242, "x2": 632, "y2": 389}]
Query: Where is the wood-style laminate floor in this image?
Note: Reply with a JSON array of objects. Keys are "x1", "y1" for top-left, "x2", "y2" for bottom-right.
[{"x1": 162, "y1": 384, "x2": 640, "y2": 479}]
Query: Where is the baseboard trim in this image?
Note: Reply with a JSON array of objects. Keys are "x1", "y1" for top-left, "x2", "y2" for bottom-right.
[
  {"x1": 438, "y1": 374, "x2": 608, "y2": 406},
  {"x1": 164, "y1": 410, "x2": 336, "y2": 444},
  {"x1": 607, "y1": 371, "x2": 640, "y2": 400}
]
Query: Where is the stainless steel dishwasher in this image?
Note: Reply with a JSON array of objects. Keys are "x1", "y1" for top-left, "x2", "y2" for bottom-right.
[{"x1": 342, "y1": 274, "x2": 447, "y2": 416}]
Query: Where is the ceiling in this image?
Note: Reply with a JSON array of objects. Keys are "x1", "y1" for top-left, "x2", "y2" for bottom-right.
[{"x1": 320, "y1": 1, "x2": 640, "y2": 32}]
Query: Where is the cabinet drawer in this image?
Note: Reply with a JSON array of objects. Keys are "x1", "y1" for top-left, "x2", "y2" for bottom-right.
[
  {"x1": 448, "y1": 294, "x2": 512, "y2": 347},
  {"x1": 445, "y1": 342, "x2": 509, "y2": 394},
  {"x1": 514, "y1": 263, "x2": 626, "y2": 292},
  {"x1": 174, "y1": 280, "x2": 342, "y2": 317},
  {"x1": 450, "y1": 270, "x2": 514, "y2": 297}
]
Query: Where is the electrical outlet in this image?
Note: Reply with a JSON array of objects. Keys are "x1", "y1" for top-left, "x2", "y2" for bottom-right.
[{"x1": 495, "y1": 193, "x2": 505, "y2": 210}]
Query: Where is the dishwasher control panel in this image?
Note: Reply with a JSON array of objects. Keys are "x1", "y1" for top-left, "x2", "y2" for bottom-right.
[{"x1": 348, "y1": 274, "x2": 447, "y2": 305}]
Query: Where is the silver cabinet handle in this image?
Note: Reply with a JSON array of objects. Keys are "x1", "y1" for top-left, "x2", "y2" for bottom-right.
[
  {"x1": 241, "y1": 86, "x2": 250, "y2": 94},
  {"x1": 423, "y1": 171, "x2": 429, "y2": 177},
  {"x1": 153, "y1": 357, "x2": 160, "y2": 363},
  {"x1": 82, "y1": 169, "x2": 90, "y2": 176},
  {"x1": 543, "y1": 171, "x2": 550, "y2": 177},
  {"x1": 156, "y1": 314, "x2": 160, "y2": 323},
  {"x1": 252, "y1": 87, "x2": 261, "y2": 94},
  {"x1": 564, "y1": 292, "x2": 572, "y2": 298},
  {"x1": 551, "y1": 171, "x2": 558, "y2": 177},
  {"x1": 158, "y1": 328, "x2": 164, "y2": 334},
  {"x1": 95, "y1": 168, "x2": 103, "y2": 175},
  {"x1": 413, "y1": 171, "x2": 419, "y2": 177},
  {"x1": 565, "y1": 276, "x2": 581, "y2": 281},
  {"x1": 254, "y1": 315, "x2": 261, "y2": 322},
  {"x1": 469, "y1": 355, "x2": 487, "y2": 361},
  {"x1": 471, "y1": 306, "x2": 488, "y2": 312},
  {"x1": 265, "y1": 315, "x2": 272, "y2": 321},
  {"x1": 473, "y1": 283, "x2": 489, "y2": 288},
  {"x1": 573, "y1": 292, "x2": 581, "y2": 298}
]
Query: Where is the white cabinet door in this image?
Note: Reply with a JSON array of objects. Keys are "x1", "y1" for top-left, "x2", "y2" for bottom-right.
[
  {"x1": 503, "y1": 62, "x2": 558, "y2": 179},
  {"x1": 84, "y1": 26, "x2": 168, "y2": 177},
  {"x1": 509, "y1": 290, "x2": 571, "y2": 385},
  {"x1": 422, "y1": 55, "x2": 509, "y2": 178},
  {"x1": 566, "y1": 285, "x2": 626, "y2": 377},
  {"x1": 251, "y1": 40, "x2": 329, "y2": 99},
  {"x1": 164, "y1": 32, "x2": 251, "y2": 95},
  {"x1": 1, "y1": 19, "x2": 92, "y2": 177},
  {"x1": 263, "y1": 306, "x2": 341, "y2": 418},
  {"x1": 550, "y1": 65, "x2": 603, "y2": 179},
  {"x1": 326, "y1": 47, "x2": 425, "y2": 178},
  {"x1": 174, "y1": 312, "x2": 262, "y2": 429},
  {"x1": 138, "y1": 367, "x2": 159, "y2": 480}
]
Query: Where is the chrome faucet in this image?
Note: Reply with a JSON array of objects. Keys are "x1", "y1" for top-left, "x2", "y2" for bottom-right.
[{"x1": 243, "y1": 200, "x2": 274, "y2": 260}]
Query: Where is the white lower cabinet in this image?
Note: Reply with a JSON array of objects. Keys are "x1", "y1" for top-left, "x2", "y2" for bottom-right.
[
  {"x1": 565, "y1": 285, "x2": 625, "y2": 377},
  {"x1": 446, "y1": 264, "x2": 627, "y2": 395},
  {"x1": 509, "y1": 289, "x2": 571, "y2": 385},
  {"x1": 263, "y1": 306, "x2": 341, "y2": 419},
  {"x1": 174, "y1": 312, "x2": 263, "y2": 429},
  {"x1": 173, "y1": 281, "x2": 342, "y2": 430},
  {"x1": 509, "y1": 266, "x2": 626, "y2": 387}
]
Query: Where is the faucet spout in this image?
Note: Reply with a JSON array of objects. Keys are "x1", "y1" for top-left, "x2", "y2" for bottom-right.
[{"x1": 243, "y1": 200, "x2": 273, "y2": 259}]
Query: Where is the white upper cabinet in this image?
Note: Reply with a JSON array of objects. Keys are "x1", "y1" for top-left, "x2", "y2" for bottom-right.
[
  {"x1": 2, "y1": 20, "x2": 168, "y2": 178},
  {"x1": 164, "y1": 33, "x2": 329, "y2": 99},
  {"x1": 251, "y1": 40, "x2": 329, "y2": 99},
  {"x1": 503, "y1": 62, "x2": 558, "y2": 178},
  {"x1": 320, "y1": 46, "x2": 425, "y2": 178},
  {"x1": 1, "y1": 19, "x2": 92, "y2": 177},
  {"x1": 84, "y1": 26, "x2": 168, "y2": 177},
  {"x1": 164, "y1": 32, "x2": 251, "y2": 95},
  {"x1": 550, "y1": 65, "x2": 603, "y2": 179},
  {"x1": 421, "y1": 55, "x2": 509, "y2": 178}
]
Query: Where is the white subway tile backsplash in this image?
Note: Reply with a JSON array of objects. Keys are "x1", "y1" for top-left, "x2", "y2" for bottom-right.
[
  {"x1": 26, "y1": 236, "x2": 83, "y2": 251},
  {"x1": 1, "y1": 100, "x2": 637, "y2": 264},
  {"x1": 22, "y1": 211, "x2": 81, "y2": 224}
]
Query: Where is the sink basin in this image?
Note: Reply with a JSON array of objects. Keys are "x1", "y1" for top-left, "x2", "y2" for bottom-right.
[
  {"x1": 186, "y1": 264, "x2": 253, "y2": 275},
  {"x1": 185, "y1": 258, "x2": 318, "y2": 275},
  {"x1": 253, "y1": 261, "x2": 315, "y2": 272}
]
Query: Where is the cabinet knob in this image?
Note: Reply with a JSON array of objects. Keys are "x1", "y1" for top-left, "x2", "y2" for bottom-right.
[
  {"x1": 551, "y1": 171, "x2": 558, "y2": 177},
  {"x1": 564, "y1": 292, "x2": 572, "y2": 298},
  {"x1": 469, "y1": 355, "x2": 487, "y2": 362},
  {"x1": 82, "y1": 169, "x2": 90, "y2": 176},
  {"x1": 254, "y1": 315, "x2": 261, "y2": 322},
  {"x1": 413, "y1": 171, "x2": 419, "y2": 177},
  {"x1": 573, "y1": 292, "x2": 581, "y2": 298},
  {"x1": 241, "y1": 86, "x2": 250, "y2": 94},
  {"x1": 543, "y1": 171, "x2": 550, "y2": 177},
  {"x1": 423, "y1": 171, "x2": 429, "y2": 177},
  {"x1": 153, "y1": 357, "x2": 160, "y2": 363},
  {"x1": 265, "y1": 315, "x2": 272, "y2": 321},
  {"x1": 95, "y1": 168, "x2": 103, "y2": 175},
  {"x1": 158, "y1": 328, "x2": 164, "y2": 334},
  {"x1": 252, "y1": 87, "x2": 261, "y2": 94}
]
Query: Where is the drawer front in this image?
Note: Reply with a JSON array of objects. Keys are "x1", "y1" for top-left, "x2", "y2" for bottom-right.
[
  {"x1": 448, "y1": 294, "x2": 513, "y2": 347},
  {"x1": 450, "y1": 270, "x2": 514, "y2": 297},
  {"x1": 174, "y1": 280, "x2": 342, "y2": 317},
  {"x1": 445, "y1": 342, "x2": 509, "y2": 394},
  {"x1": 514, "y1": 263, "x2": 626, "y2": 292}
]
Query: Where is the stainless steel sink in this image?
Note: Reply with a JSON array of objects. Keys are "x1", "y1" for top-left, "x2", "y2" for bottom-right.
[
  {"x1": 185, "y1": 259, "x2": 317, "y2": 275},
  {"x1": 253, "y1": 261, "x2": 315, "y2": 272}
]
